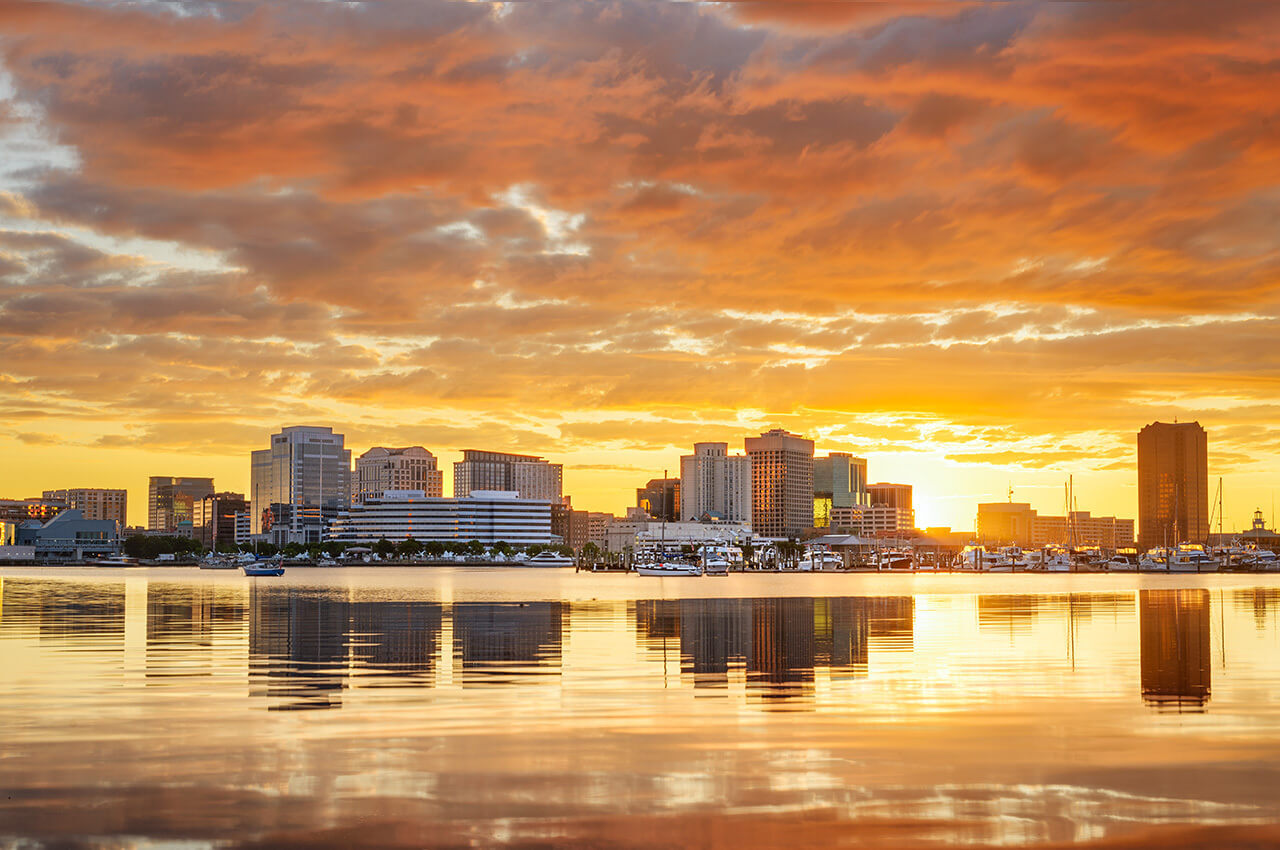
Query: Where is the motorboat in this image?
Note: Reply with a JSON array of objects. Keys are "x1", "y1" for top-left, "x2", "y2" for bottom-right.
[
  {"x1": 1105, "y1": 551, "x2": 1140, "y2": 572},
  {"x1": 1025, "y1": 547, "x2": 1072, "y2": 572},
  {"x1": 634, "y1": 560, "x2": 702, "y2": 576},
  {"x1": 522, "y1": 551, "x2": 574, "y2": 568},
  {"x1": 799, "y1": 550, "x2": 844, "y2": 571},
  {"x1": 875, "y1": 549, "x2": 914, "y2": 571},
  {"x1": 95, "y1": 556, "x2": 139, "y2": 568},
  {"x1": 241, "y1": 564, "x2": 285, "y2": 577},
  {"x1": 199, "y1": 558, "x2": 239, "y2": 570},
  {"x1": 1168, "y1": 543, "x2": 1217, "y2": 573},
  {"x1": 698, "y1": 545, "x2": 739, "y2": 575}
]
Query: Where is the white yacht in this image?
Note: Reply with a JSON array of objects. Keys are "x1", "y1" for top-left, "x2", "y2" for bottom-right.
[
  {"x1": 1025, "y1": 547, "x2": 1072, "y2": 572},
  {"x1": 1169, "y1": 543, "x2": 1218, "y2": 573},
  {"x1": 799, "y1": 550, "x2": 844, "y2": 571},
  {"x1": 634, "y1": 559, "x2": 702, "y2": 576},
  {"x1": 875, "y1": 549, "x2": 914, "y2": 571},
  {"x1": 523, "y1": 551, "x2": 574, "y2": 568},
  {"x1": 1105, "y1": 551, "x2": 1141, "y2": 572}
]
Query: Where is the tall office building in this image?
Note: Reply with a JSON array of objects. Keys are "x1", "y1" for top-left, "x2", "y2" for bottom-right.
[
  {"x1": 355, "y1": 447, "x2": 443, "y2": 503},
  {"x1": 41, "y1": 488, "x2": 127, "y2": 532},
  {"x1": 1137, "y1": 421, "x2": 1209, "y2": 549},
  {"x1": 812, "y1": 453, "x2": 868, "y2": 528},
  {"x1": 453, "y1": 450, "x2": 562, "y2": 501},
  {"x1": 251, "y1": 426, "x2": 352, "y2": 545},
  {"x1": 745, "y1": 429, "x2": 814, "y2": 539},
  {"x1": 679, "y1": 442, "x2": 752, "y2": 522},
  {"x1": 148, "y1": 477, "x2": 215, "y2": 532},
  {"x1": 635, "y1": 477, "x2": 680, "y2": 522}
]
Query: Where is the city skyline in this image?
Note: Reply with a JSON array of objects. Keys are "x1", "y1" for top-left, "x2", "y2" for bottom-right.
[
  {"x1": 10, "y1": 419, "x2": 1280, "y2": 537},
  {"x1": 3, "y1": 2, "x2": 1279, "y2": 532}
]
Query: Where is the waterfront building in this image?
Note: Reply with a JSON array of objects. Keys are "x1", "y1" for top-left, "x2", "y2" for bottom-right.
[
  {"x1": 0, "y1": 497, "x2": 68, "y2": 525},
  {"x1": 326, "y1": 490, "x2": 553, "y2": 546},
  {"x1": 250, "y1": 426, "x2": 352, "y2": 545},
  {"x1": 233, "y1": 510, "x2": 252, "y2": 545},
  {"x1": 978, "y1": 502, "x2": 1134, "y2": 547},
  {"x1": 868, "y1": 483, "x2": 915, "y2": 534},
  {"x1": 1138, "y1": 421, "x2": 1209, "y2": 549},
  {"x1": 41, "y1": 488, "x2": 127, "y2": 532},
  {"x1": 193, "y1": 492, "x2": 248, "y2": 549},
  {"x1": 148, "y1": 477, "x2": 214, "y2": 532},
  {"x1": 977, "y1": 502, "x2": 1036, "y2": 544},
  {"x1": 604, "y1": 518, "x2": 753, "y2": 553},
  {"x1": 587, "y1": 512, "x2": 614, "y2": 546},
  {"x1": 355, "y1": 447, "x2": 443, "y2": 503},
  {"x1": 14, "y1": 509, "x2": 119, "y2": 561},
  {"x1": 635, "y1": 477, "x2": 680, "y2": 522},
  {"x1": 813, "y1": 453, "x2": 869, "y2": 528},
  {"x1": 745, "y1": 429, "x2": 814, "y2": 539},
  {"x1": 1033, "y1": 512, "x2": 1135, "y2": 548},
  {"x1": 551, "y1": 498, "x2": 590, "y2": 550},
  {"x1": 679, "y1": 442, "x2": 752, "y2": 523},
  {"x1": 453, "y1": 450, "x2": 563, "y2": 501}
]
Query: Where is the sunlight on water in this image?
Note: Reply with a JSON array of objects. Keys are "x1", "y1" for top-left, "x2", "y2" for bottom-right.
[{"x1": 1, "y1": 569, "x2": 1279, "y2": 848}]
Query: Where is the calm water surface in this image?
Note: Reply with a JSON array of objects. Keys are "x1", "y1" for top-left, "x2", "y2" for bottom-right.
[{"x1": 3, "y1": 568, "x2": 1280, "y2": 849}]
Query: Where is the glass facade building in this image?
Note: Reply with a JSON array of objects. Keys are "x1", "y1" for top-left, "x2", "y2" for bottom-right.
[{"x1": 251, "y1": 426, "x2": 352, "y2": 545}]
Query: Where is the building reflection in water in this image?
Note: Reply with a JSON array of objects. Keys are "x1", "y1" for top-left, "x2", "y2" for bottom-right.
[
  {"x1": 250, "y1": 587, "x2": 353, "y2": 710},
  {"x1": 147, "y1": 583, "x2": 245, "y2": 679},
  {"x1": 635, "y1": 597, "x2": 913, "y2": 707},
  {"x1": 1139, "y1": 589, "x2": 1211, "y2": 712},
  {"x1": 0, "y1": 579, "x2": 125, "y2": 647},
  {"x1": 452, "y1": 602, "x2": 563, "y2": 684},
  {"x1": 1233, "y1": 587, "x2": 1280, "y2": 631}
]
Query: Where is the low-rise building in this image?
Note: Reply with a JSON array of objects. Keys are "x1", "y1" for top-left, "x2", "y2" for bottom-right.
[
  {"x1": 551, "y1": 499, "x2": 591, "y2": 550},
  {"x1": 14, "y1": 510, "x2": 119, "y2": 561},
  {"x1": 603, "y1": 518, "x2": 753, "y2": 553},
  {"x1": 978, "y1": 501, "x2": 1134, "y2": 547},
  {"x1": 194, "y1": 492, "x2": 249, "y2": 549},
  {"x1": 326, "y1": 490, "x2": 553, "y2": 546}
]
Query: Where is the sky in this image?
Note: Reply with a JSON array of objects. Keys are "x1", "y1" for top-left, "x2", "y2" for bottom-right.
[{"x1": 1, "y1": 0, "x2": 1279, "y2": 531}]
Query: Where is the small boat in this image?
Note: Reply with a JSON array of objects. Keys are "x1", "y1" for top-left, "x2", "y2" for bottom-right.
[
  {"x1": 241, "y1": 564, "x2": 285, "y2": 577},
  {"x1": 199, "y1": 560, "x2": 239, "y2": 570},
  {"x1": 634, "y1": 560, "x2": 702, "y2": 576},
  {"x1": 522, "y1": 551, "x2": 574, "y2": 568},
  {"x1": 95, "y1": 556, "x2": 139, "y2": 568},
  {"x1": 1105, "y1": 551, "x2": 1140, "y2": 572}
]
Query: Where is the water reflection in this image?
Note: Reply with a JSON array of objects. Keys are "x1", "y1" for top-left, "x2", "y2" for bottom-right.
[
  {"x1": 4, "y1": 574, "x2": 1280, "y2": 849},
  {"x1": 1139, "y1": 589, "x2": 1211, "y2": 712}
]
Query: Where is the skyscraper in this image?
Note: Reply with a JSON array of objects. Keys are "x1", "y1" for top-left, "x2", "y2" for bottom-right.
[
  {"x1": 250, "y1": 426, "x2": 352, "y2": 545},
  {"x1": 147, "y1": 477, "x2": 214, "y2": 532},
  {"x1": 355, "y1": 446, "x2": 443, "y2": 503},
  {"x1": 812, "y1": 453, "x2": 868, "y2": 528},
  {"x1": 452, "y1": 450, "x2": 562, "y2": 501},
  {"x1": 1137, "y1": 421, "x2": 1208, "y2": 549},
  {"x1": 745, "y1": 429, "x2": 814, "y2": 538},
  {"x1": 679, "y1": 442, "x2": 752, "y2": 522}
]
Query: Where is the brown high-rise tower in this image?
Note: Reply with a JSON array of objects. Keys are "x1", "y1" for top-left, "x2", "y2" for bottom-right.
[{"x1": 1137, "y1": 422, "x2": 1208, "y2": 549}]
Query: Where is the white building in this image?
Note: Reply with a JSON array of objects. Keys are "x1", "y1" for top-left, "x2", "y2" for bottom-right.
[
  {"x1": 831, "y1": 503, "x2": 914, "y2": 536},
  {"x1": 327, "y1": 490, "x2": 553, "y2": 546},
  {"x1": 678, "y1": 442, "x2": 751, "y2": 522},
  {"x1": 355, "y1": 446, "x2": 443, "y2": 503},
  {"x1": 603, "y1": 518, "x2": 753, "y2": 553}
]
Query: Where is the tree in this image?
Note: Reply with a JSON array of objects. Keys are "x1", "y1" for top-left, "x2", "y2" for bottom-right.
[
  {"x1": 464, "y1": 539, "x2": 485, "y2": 557},
  {"x1": 581, "y1": 542, "x2": 601, "y2": 562},
  {"x1": 373, "y1": 537, "x2": 395, "y2": 558},
  {"x1": 257, "y1": 542, "x2": 279, "y2": 558},
  {"x1": 740, "y1": 540, "x2": 755, "y2": 567},
  {"x1": 282, "y1": 542, "x2": 306, "y2": 559},
  {"x1": 424, "y1": 541, "x2": 445, "y2": 559},
  {"x1": 306, "y1": 543, "x2": 324, "y2": 560},
  {"x1": 491, "y1": 540, "x2": 512, "y2": 556},
  {"x1": 395, "y1": 538, "x2": 423, "y2": 558},
  {"x1": 322, "y1": 540, "x2": 346, "y2": 558}
]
